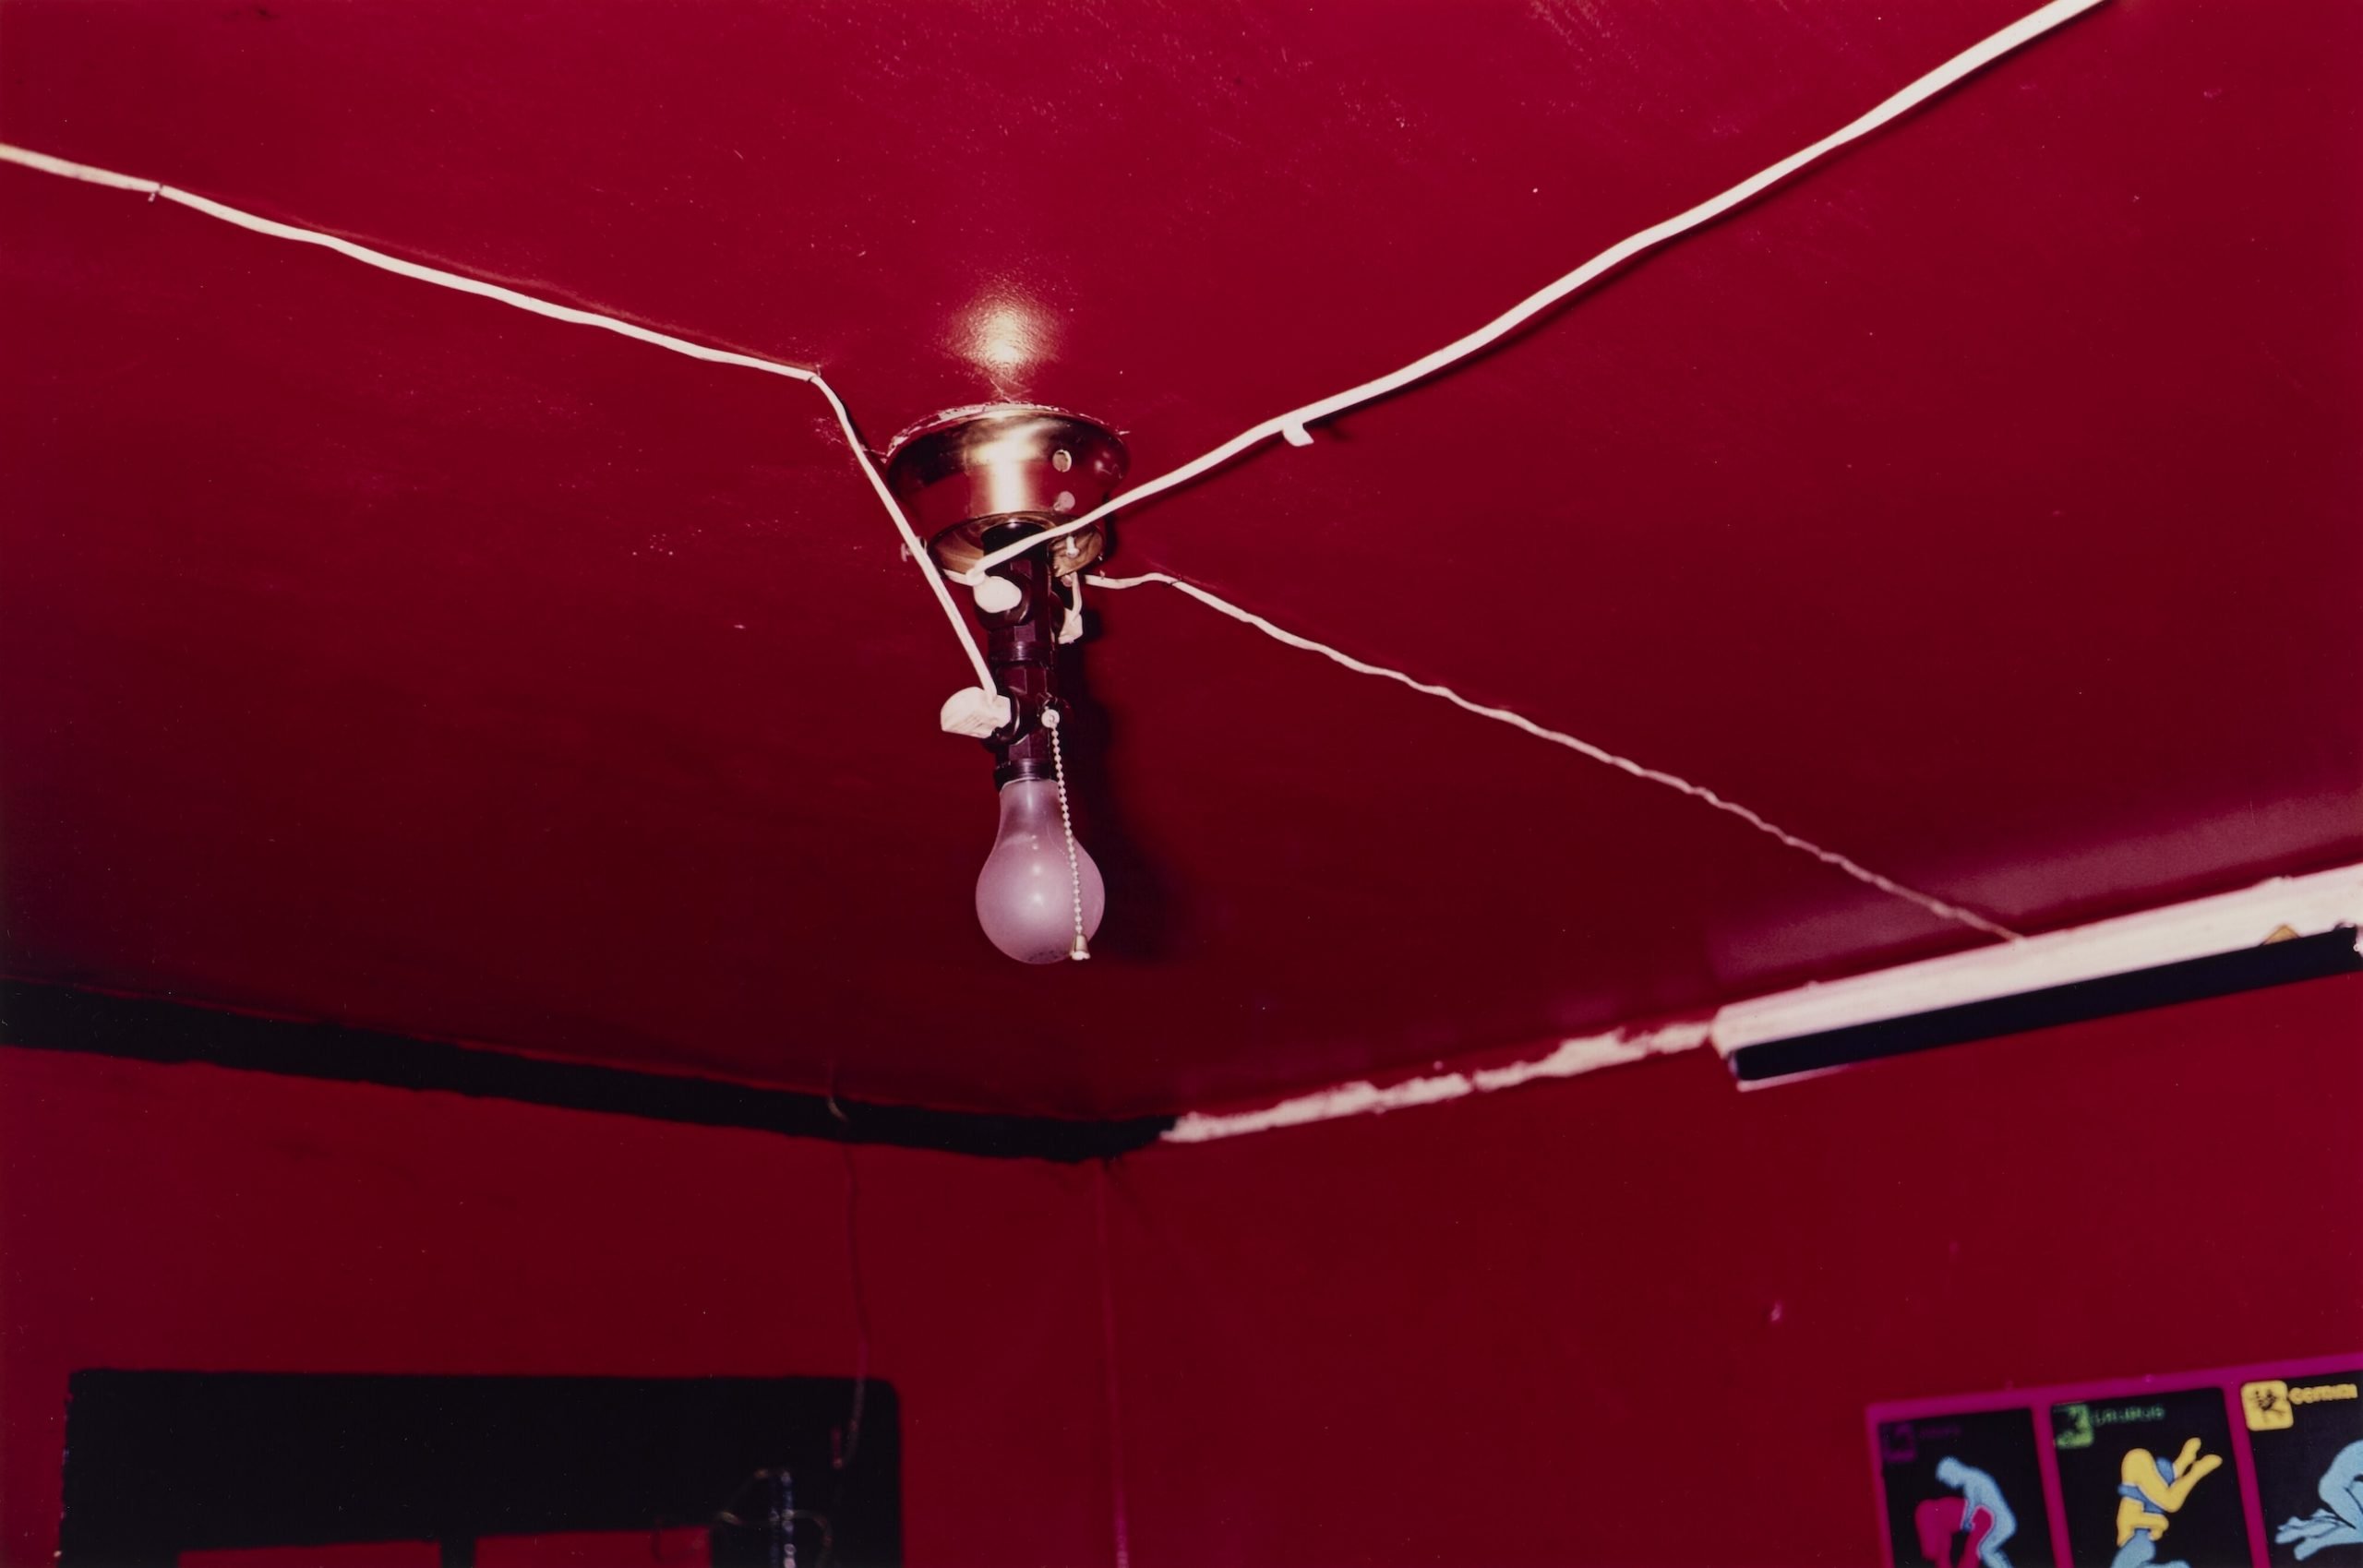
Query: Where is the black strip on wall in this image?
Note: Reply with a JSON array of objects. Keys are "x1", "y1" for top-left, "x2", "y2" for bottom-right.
[
  {"x1": 1728, "y1": 925, "x2": 2361, "y2": 1084},
  {"x1": 0, "y1": 980, "x2": 1171, "y2": 1162}
]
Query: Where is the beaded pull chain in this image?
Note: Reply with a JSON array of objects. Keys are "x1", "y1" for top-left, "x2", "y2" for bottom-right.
[{"x1": 1041, "y1": 708, "x2": 1090, "y2": 961}]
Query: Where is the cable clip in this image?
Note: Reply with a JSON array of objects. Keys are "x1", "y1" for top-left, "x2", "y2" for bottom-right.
[{"x1": 938, "y1": 686, "x2": 1012, "y2": 738}]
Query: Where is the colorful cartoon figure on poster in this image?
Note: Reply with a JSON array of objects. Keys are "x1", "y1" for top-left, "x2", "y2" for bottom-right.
[
  {"x1": 1941, "y1": 1457, "x2": 2018, "y2": 1568},
  {"x1": 1913, "y1": 1458, "x2": 2017, "y2": 1568},
  {"x1": 2109, "y1": 1438, "x2": 2222, "y2": 1568},
  {"x1": 2276, "y1": 1440, "x2": 2363, "y2": 1561}
]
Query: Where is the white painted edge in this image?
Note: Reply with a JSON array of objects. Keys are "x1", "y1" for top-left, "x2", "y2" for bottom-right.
[
  {"x1": 1161, "y1": 1021, "x2": 1714, "y2": 1143},
  {"x1": 1161, "y1": 863, "x2": 2363, "y2": 1144}
]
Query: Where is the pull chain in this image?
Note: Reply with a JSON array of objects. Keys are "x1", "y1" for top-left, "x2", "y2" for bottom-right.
[{"x1": 1041, "y1": 708, "x2": 1089, "y2": 961}]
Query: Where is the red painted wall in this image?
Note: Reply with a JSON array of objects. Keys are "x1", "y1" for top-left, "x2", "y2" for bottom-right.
[
  {"x1": 5, "y1": 976, "x2": 2357, "y2": 1566},
  {"x1": 0, "y1": 1050, "x2": 1119, "y2": 1568},
  {"x1": 1104, "y1": 975, "x2": 2363, "y2": 1566}
]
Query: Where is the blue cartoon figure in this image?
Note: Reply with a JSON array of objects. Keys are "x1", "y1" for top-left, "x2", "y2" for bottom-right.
[
  {"x1": 2276, "y1": 1440, "x2": 2363, "y2": 1561},
  {"x1": 1934, "y1": 1456, "x2": 2018, "y2": 1568}
]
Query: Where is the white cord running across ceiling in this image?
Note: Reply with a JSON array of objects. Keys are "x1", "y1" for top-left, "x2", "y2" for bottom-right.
[
  {"x1": 1089, "y1": 573, "x2": 2021, "y2": 940},
  {"x1": 963, "y1": 0, "x2": 2108, "y2": 579},
  {"x1": 0, "y1": 0, "x2": 2098, "y2": 943},
  {"x1": 0, "y1": 142, "x2": 997, "y2": 694}
]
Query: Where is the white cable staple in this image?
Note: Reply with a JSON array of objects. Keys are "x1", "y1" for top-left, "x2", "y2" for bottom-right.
[
  {"x1": 1088, "y1": 571, "x2": 2021, "y2": 940},
  {"x1": 966, "y1": 0, "x2": 2107, "y2": 579},
  {"x1": 0, "y1": 140, "x2": 997, "y2": 694}
]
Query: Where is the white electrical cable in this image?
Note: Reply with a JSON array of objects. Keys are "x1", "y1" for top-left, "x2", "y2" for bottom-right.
[
  {"x1": 965, "y1": 0, "x2": 2108, "y2": 580},
  {"x1": 4, "y1": 0, "x2": 2104, "y2": 664},
  {"x1": 1089, "y1": 571, "x2": 2021, "y2": 940},
  {"x1": 0, "y1": 140, "x2": 998, "y2": 694},
  {"x1": 2, "y1": 0, "x2": 2098, "y2": 928}
]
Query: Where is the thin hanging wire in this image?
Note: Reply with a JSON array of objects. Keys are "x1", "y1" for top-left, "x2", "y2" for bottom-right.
[
  {"x1": 834, "y1": 1141, "x2": 871, "y2": 1470},
  {"x1": 712, "y1": 1468, "x2": 836, "y2": 1568},
  {"x1": 1042, "y1": 708, "x2": 1090, "y2": 960},
  {"x1": 1092, "y1": 1161, "x2": 1133, "y2": 1568}
]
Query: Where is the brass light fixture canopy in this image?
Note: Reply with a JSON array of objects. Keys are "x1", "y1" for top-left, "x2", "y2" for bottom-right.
[{"x1": 882, "y1": 404, "x2": 1126, "y2": 579}]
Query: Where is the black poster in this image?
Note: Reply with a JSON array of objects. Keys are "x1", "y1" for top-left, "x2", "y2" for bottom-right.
[
  {"x1": 1879, "y1": 1408, "x2": 2057, "y2": 1568},
  {"x1": 2245, "y1": 1368, "x2": 2363, "y2": 1565},
  {"x1": 2051, "y1": 1388, "x2": 2248, "y2": 1567}
]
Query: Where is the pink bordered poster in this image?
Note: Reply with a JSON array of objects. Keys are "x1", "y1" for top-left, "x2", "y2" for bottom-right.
[{"x1": 1870, "y1": 1354, "x2": 2363, "y2": 1568}]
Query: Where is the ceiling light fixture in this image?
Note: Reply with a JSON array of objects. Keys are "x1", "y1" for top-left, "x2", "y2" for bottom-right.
[{"x1": 884, "y1": 405, "x2": 1126, "y2": 964}]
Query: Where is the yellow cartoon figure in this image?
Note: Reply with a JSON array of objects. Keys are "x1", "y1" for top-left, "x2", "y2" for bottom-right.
[{"x1": 2112, "y1": 1437, "x2": 2222, "y2": 1564}]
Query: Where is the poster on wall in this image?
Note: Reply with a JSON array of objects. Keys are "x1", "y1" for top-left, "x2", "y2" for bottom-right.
[
  {"x1": 1877, "y1": 1407, "x2": 2057, "y2": 1568},
  {"x1": 2242, "y1": 1366, "x2": 2363, "y2": 1565},
  {"x1": 1871, "y1": 1358, "x2": 2363, "y2": 1568},
  {"x1": 2051, "y1": 1387, "x2": 2247, "y2": 1567}
]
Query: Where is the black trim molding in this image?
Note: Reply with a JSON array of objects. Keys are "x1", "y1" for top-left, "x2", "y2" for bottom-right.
[
  {"x1": 0, "y1": 980, "x2": 1170, "y2": 1162},
  {"x1": 1728, "y1": 925, "x2": 2361, "y2": 1083},
  {"x1": 12, "y1": 928, "x2": 2351, "y2": 1148}
]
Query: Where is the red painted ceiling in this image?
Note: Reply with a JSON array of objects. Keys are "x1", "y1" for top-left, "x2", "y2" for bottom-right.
[{"x1": 3, "y1": 0, "x2": 2357, "y2": 1119}]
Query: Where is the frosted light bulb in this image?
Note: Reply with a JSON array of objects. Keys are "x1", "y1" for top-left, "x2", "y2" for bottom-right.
[{"x1": 976, "y1": 777, "x2": 1105, "y2": 964}]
